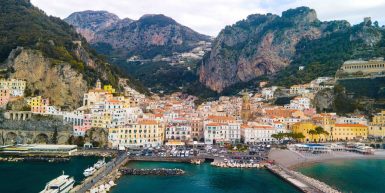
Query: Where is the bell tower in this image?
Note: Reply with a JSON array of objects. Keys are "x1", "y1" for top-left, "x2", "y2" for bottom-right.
[{"x1": 241, "y1": 90, "x2": 251, "y2": 122}]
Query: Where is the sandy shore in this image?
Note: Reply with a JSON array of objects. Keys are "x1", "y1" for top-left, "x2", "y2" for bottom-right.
[{"x1": 268, "y1": 148, "x2": 385, "y2": 170}]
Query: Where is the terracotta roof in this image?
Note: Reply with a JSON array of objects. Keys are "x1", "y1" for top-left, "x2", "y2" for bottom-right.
[
  {"x1": 138, "y1": 120, "x2": 158, "y2": 125},
  {"x1": 241, "y1": 124, "x2": 250, "y2": 129},
  {"x1": 206, "y1": 122, "x2": 223, "y2": 127},
  {"x1": 107, "y1": 100, "x2": 120, "y2": 103},
  {"x1": 252, "y1": 125, "x2": 274, "y2": 130},
  {"x1": 207, "y1": 115, "x2": 235, "y2": 121}
]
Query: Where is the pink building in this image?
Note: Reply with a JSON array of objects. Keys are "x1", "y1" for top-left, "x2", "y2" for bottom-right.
[
  {"x1": 0, "y1": 88, "x2": 10, "y2": 106},
  {"x1": 73, "y1": 114, "x2": 92, "y2": 137}
]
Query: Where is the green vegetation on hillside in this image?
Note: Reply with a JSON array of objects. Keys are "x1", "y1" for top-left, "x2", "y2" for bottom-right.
[
  {"x1": 273, "y1": 22, "x2": 385, "y2": 87},
  {"x1": 0, "y1": 0, "x2": 147, "y2": 92}
]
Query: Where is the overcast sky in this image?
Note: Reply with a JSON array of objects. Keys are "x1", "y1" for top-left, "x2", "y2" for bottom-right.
[{"x1": 31, "y1": 0, "x2": 385, "y2": 36}]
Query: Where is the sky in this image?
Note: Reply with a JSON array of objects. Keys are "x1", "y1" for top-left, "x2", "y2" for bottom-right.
[{"x1": 31, "y1": 0, "x2": 385, "y2": 36}]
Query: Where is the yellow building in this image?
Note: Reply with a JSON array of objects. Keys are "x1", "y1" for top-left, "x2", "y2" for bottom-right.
[
  {"x1": 291, "y1": 122, "x2": 329, "y2": 143},
  {"x1": 331, "y1": 124, "x2": 368, "y2": 141},
  {"x1": 368, "y1": 110, "x2": 385, "y2": 138},
  {"x1": 116, "y1": 120, "x2": 164, "y2": 148},
  {"x1": 372, "y1": 110, "x2": 385, "y2": 126},
  {"x1": 91, "y1": 112, "x2": 112, "y2": 128},
  {"x1": 368, "y1": 126, "x2": 385, "y2": 138},
  {"x1": 27, "y1": 96, "x2": 49, "y2": 114},
  {"x1": 103, "y1": 85, "x2": 116, "y2": 94}
]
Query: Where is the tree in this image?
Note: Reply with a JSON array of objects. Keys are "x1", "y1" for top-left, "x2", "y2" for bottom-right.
[
  {"x1": 51, "y1": 127, "x2": 58, "y2": 144},
  {"x1": 315, "y1": 126, "x2": 329, "y2": 142},
  {"x1": 272, "y1": 133, "x2": 285, "y2": 142},
  {"x1": 308, "y1": 129, "x2": 317, "y2": 142},
  {"x1": 290, "y1": 132, "x2": 305, "y2": 142}
]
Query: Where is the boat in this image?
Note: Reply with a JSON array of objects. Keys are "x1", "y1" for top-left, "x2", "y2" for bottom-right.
[
  {"x1": 109, "y1": 180, "x2": 116, "y2": 187},
  {"x1": 93, "y1": 158, "x2": 106, "y2": 169},
  {"x1": 40, "y1": 171, "x2": 75, "y2": 193},
  {"x1": 83, "y1": 166, "x2": 96, "y2": 177}
]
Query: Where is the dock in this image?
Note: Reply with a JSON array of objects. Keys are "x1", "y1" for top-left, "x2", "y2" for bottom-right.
[
  {"x1": 70, "y1": 153, "x2": 129, "y2": 193},
  {"x1": 266, "y1": 164, "x2": 340, "y2": 193}
]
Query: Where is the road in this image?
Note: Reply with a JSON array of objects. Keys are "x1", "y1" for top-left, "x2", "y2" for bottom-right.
[{"x1": 71, "y1": 152, "x2": 128, "y2": 193}]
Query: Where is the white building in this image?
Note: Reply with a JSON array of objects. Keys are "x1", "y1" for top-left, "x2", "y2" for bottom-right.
[
  {"x1": 165, "y1": 119, "x2": 192, "y2": 142},
  {"x1": 242, "y1": 125, "x2": 276, "y2": 144},
  {"x1": 285, "y1": 97, "x2": 311, "y2": 110},
  {"x1": 336, "y1": 116, "x2": 368, "y2": 126},
  {"x1": 204, "y1": 122, "x2": 241, "y2": 144}
]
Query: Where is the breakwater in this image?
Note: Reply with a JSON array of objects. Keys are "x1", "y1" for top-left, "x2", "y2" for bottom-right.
[
  {"x1": 128, "y1": 156, "x2": 204, "y2": 163},
  {"x1": 119, "y1": 168, "x2": 185, "y2": 176},
  {"x1": 0, "y1": 156, "x2": 69, "y2": 163},
  {"x1": 266, "y1": 164, "x2": 340, "y2": 193}
]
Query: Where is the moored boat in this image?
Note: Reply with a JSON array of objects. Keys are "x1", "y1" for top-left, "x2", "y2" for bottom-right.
[
  {"x1": 83, "y1": 166, "x2": 96, "y2": 177},
  {"x1": 40, "y1": 172, "x2": 75, "y2": 193},
  {"x1": 94, "y1": 158, "x2": 106, "y2": 169}
]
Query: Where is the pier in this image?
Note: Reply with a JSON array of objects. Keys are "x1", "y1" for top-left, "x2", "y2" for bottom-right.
[
  {"x1": 70, "y1": 153, "x2": 129, "y2": 193},
  {"x1": 266, "y1": 164, "x2": 340, "y2": 193}
]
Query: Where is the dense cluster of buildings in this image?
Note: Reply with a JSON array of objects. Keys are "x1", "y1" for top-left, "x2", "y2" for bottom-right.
[
  {"x1": 0, "y1": 79, "x2": 26, "y2": 106},
  {"x1": 1, "y1": 74, "x2": 384, "y2": 149}
]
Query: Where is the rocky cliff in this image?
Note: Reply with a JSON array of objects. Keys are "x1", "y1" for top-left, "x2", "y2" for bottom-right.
[
  {"x1": 65, "y1": 10, "x2": 121, "y2": 42},
  {"x1": 199, "y1": 7, "x2": 351, "y2": 92},
  {"x1": 0, "y1": 0, "x2": 149, "y2": 109},
  {"x1": 65, "y1": 11, "x2": 211, "y2": 59},
  {"x1": 6, "y1": 48, "x2": 88, "y2": 109}
]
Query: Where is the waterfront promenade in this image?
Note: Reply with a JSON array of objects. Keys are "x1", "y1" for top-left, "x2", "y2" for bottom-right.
[{"x1": 70, "y1": 152, "x2": 128, "y2": 193}]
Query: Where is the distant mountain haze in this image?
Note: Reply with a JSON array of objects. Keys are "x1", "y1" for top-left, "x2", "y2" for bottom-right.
[
  {"x1": 65, "y1": 11, "x2": 211, "y2": 59},
  {"x1": 59, "y1": 7, "x2": 385, "y2": 95}
]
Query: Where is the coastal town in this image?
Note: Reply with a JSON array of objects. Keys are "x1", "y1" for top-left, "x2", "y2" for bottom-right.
[
  {"x1": 2, "y1": 0, "x2": 385, "y2": 193},
  {"x1": 1, "y1": 60, "x2": 385, "y2": 149},
  {"x1": 0, "y1": 58, "x2": 384, "y2": 193}
]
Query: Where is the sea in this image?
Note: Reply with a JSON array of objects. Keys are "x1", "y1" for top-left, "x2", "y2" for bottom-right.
[
  {"x1": 1, "y1": 157, "x2": 384, "y2": 193},
  {"x1": 0, "y1": 156, "x2": 99, "y2": 193}
]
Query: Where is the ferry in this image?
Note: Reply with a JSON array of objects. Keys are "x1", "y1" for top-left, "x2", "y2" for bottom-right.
[
  {"x1": 40, "y1": 172, "x2": 75, "y2": 193},
  {"x1": 93, "y1": 158, "x2": 106, "y2": 169},
  {"x1": 83, "y1": 166, "x2": 96, "y2": 177}
]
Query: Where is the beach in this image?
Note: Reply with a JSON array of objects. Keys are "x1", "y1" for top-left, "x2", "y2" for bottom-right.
[{"x1": 268, "y1": 148, "x2": 385, "y2": 169}]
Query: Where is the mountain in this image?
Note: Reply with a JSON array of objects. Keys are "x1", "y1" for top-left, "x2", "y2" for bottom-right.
[
  {"x1": 0, "y1": 0, "x2": 146, "y2": 109},
  {"x1": 65, "y1": 11, "x2": 211, "y2": 59},
  {"x1": 64, "y1": 10, "x2": 121, "y2": 42},
  {"x1": 199, "y1": 7, "x2": 385, "y2": 92}
]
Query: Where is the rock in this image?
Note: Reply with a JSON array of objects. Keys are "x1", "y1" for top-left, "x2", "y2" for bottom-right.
[
  {"x1": 199, "y1": 7, "x2": 327, "y2": 92},
  {"x1": 5, "y1": 47, "x2": 88, "y2": 109},
  {"x1": 314, "y1": 88, "x2": 335, "y2": 112},
  {"x1": 65, "y1": 11, "x2": 211, "y2": 59},
  {"x1": 199, "y1": 7, "x2": 349, "y2": 92}
]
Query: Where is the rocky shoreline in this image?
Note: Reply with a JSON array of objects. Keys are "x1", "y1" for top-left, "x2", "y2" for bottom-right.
[{"x1": 119, "y1": 168, "x2": 185, "y2": 176}]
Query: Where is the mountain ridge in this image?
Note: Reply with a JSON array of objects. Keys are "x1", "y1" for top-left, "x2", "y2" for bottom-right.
[{"x1": 65, "y1": 11, "x2": 211, "y2": 59}]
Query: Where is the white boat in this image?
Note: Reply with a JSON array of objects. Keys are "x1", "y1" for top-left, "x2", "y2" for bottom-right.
[
  {"x1": 94, "y1": 158, "x2": 106, "y2": 169},
  {"x1": 109, "y1": 180, "x2": 116, "y2": 187},
  {"x1": 83, "y1": 166, "x2": 96, "y2": 177},
  {"x1": 40, "y1": 172, "x2": 75, "y2": 193}
]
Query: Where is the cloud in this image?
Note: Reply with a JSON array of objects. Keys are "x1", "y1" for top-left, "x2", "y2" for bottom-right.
[{"x1": 31, "y1": 0, "x2": 385, "y2": 36}]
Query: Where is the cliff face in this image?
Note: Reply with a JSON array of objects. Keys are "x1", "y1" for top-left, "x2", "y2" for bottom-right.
[
  {"x1": 199, "y1": 7, "x2": 349, "y2": 92},
  {"x1": 6, "y1": 48, "x2": 88, "y2": 109},
  {"x1": 65, "y1": 11, "x2": 211, "y2": 59},
  {"x1": 65, "y1": 10, "x2": 121, "y2": 42}
]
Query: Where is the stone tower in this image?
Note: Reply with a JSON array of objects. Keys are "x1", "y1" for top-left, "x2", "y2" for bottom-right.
[
  {"x1": 241, "y1": 90, "x2": 251, "y2": 122},
  {"x1": 96, "y1": 79, "x2": 101, "y2": 89}
]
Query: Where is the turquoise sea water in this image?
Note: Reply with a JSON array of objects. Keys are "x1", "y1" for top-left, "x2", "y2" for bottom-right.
[
  {"x1": 110, "y1": 161, "x2": 301, "y2": 193},
  {"x1": 0, "y1": 156, "x2": 99, "y2": 193},
  {"x1": 298, "y1": 159, "x2": 385, "y2": 193}
]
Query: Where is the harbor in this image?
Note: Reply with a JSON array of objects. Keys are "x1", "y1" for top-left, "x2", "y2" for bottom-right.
[{"x1": 119, "y1": 168, "x2": 185, "y2": 176}]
